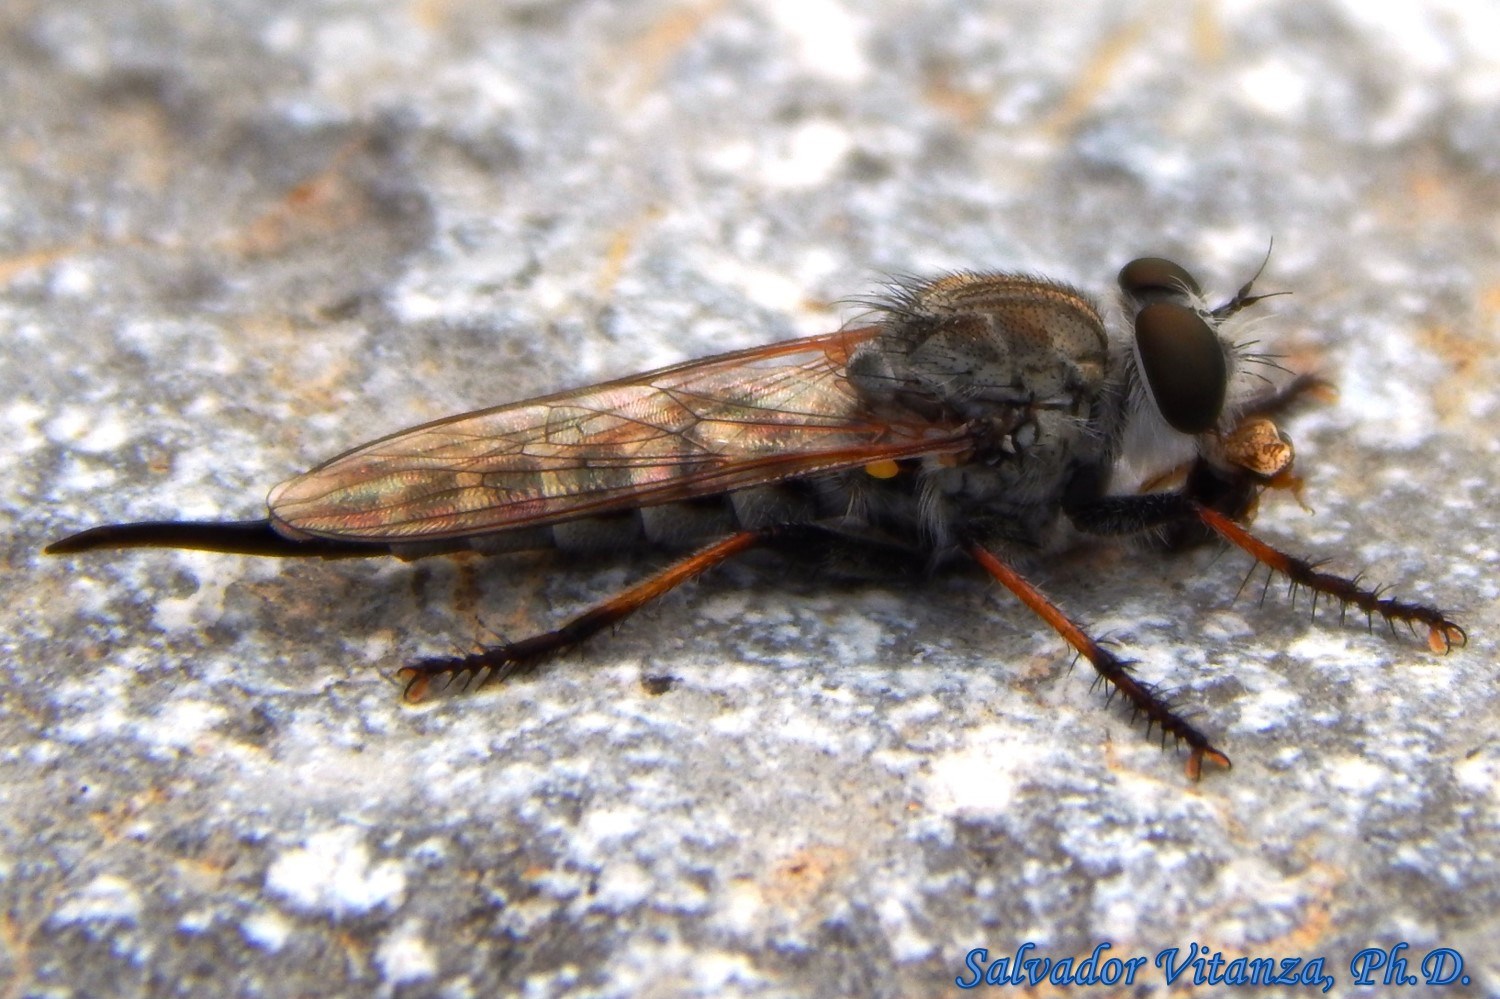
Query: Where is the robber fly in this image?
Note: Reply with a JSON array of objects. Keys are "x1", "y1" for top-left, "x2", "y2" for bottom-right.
[{"x1": 48, "y1": 256, "x2": 1464, "y2": 778}]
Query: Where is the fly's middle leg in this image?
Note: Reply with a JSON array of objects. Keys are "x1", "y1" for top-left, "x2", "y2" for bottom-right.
[{"x1": 967, "y1": 541, "x2": 1232, "y2": 779}]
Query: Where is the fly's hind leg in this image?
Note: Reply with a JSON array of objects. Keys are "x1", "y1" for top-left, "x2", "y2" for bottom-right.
[
  {"x1": 967, "y1": 540, "x2": 1231, "y2": 779},
  {"x1": 399, "y1": 530, "x2": 766, "y2": 701}
]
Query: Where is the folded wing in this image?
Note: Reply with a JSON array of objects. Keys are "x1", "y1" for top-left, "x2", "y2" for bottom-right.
[{"x1": 269, "y1": 329, "x2": 971, "y2": 542}]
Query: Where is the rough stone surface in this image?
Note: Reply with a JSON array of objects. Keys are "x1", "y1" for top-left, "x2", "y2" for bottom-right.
[{"x1": 4, "y1": 1, "x2": 1498, "y2": 996}]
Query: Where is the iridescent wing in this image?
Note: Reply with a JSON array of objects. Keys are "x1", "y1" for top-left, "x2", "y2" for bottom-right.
[{"x1": 268, "y1": 328, "x2": 973, "y2": 542}]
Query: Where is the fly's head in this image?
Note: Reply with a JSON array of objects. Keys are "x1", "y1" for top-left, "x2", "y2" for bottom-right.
[{"x1": 1111, "y1": 255, "x2": 1306, "y2": 519}]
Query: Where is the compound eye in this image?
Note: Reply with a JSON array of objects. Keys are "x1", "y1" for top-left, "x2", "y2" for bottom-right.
[
  {"x1": 1118, "y1": 257, "x2": 1202, "y2": 301},
  {"x1": 1134, "y1": 302, "x2": 1227, "y2": 434}
]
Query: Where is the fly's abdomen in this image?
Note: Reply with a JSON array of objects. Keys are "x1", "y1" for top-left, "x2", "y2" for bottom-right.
[{"x1": 397, "y1": 479, "x2": 832, "y2": 560}]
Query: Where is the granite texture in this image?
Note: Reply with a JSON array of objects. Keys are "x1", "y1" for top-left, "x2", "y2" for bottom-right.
[{"x1": 4, "y1": 0, "x2": 1499, "y2": 996}]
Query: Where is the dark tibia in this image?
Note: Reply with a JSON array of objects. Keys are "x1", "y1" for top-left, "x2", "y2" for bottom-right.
[
  {"x1": 1160, "y1": 460, "x2": 1263, "y2": 549},
  {"x1": 45, "y1": 519, "x2": 382, "y2": 558},
  {"x1": 1065, "y1": 492, "x2": 1198, "y2": 537},
  {"x1": 1066, "y1": 465, "x2": 1263, "y2": 549}
]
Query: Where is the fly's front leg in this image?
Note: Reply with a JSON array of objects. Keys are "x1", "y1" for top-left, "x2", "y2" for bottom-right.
[
  {"x1": 967, "y1": 541, "x2": 1231, "y2": 779},
  {"x1": 1066, "y1": 493, "x2": 1465, "y2": 651},
  {"x1": 400, "y1": 530, "x2": 766, "y2": 701},
  {"x1": 1239, "y1": 373, "x2": 1336, "y2": 422},
  {"x1": 1195, "y1": 506, "x2": 1466, "y2": 653}
]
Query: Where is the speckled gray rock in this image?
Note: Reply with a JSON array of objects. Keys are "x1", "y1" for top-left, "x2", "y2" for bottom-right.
[{"x1": 5, "y1": 1, "x2": 1499, "y2": 996}]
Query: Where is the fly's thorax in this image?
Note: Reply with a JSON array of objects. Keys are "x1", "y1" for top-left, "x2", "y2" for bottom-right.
[
  {"x1": 839, "y1": 271, "x2": 1116, "y2": 550},
  {"x1": 923, "y1": 401, "x2": 1093, "y2": 539},
  {"x1": 847, "y1": 271, "x2": 1109, "y2": 422}
]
